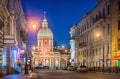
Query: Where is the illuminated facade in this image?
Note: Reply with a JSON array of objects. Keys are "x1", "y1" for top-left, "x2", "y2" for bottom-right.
[
  {"x1": 70, "y1": 25, "x2": 77, "y2": 65},
  {"x1": 0, "y1": 0, "x2": 27, "y2": 74},
  {"x1": 32, "y1": 13, "x2": 70, "y2": 69},
  {"x1": 70, "y1": 0, "x2": 120, "y2": 70}
]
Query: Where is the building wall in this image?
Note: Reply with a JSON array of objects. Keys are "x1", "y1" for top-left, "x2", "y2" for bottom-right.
[
  {"x1": 70, "y1": 0, "x2": 120, "y2": 68},
  {"x1": 111, "y1": 0, "x2": 120, "y2": 67},
  {"x1": 0, "y1": 0, "x2": 27, "y2": 74}
]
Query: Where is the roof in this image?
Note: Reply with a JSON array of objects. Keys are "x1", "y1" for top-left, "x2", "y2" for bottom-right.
[{"x1": 37, "y1": 27, "x2": 53, "y2": 39}]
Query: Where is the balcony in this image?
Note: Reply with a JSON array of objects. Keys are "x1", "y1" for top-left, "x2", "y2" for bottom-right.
[
  {"x1": 79, "y1": 42, "x2": 87, "y2": 48},
  {"x1": 93, "y1": 15, "x2": 106, "y2": 27},
  {"x1": 20, "y1": 30, "x2": 28, "y2": 43},
  {"x1": 4, "y1": 35, "x2": 15, "y2": 46}
]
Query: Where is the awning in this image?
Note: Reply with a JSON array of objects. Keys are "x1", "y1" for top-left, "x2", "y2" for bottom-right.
[{"x1": 110, "y1": 56, "x2": 120, "y2": 60}]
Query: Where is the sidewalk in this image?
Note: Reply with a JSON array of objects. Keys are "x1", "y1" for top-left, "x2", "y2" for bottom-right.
[
  {"x1": 23, "y1": 72, "x2": 38, "y2": 79},
  {"x1": 0, "y1": 74, "x2": 25, "y2": 79}
]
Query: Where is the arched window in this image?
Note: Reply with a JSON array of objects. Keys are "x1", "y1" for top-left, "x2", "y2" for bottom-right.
[
  {"x1": 39, "y1": 41, "x2": 41, "y2": 47},
  {"x1": 44, "y1": 40, "x2": 47, "y2": 45}
]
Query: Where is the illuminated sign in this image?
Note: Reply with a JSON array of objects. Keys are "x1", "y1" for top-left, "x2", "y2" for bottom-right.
[{"x1": 20, "y1": 54, "x2": 25, "y2": 58}]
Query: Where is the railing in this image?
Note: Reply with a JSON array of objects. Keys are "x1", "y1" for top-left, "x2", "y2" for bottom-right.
[{"x1": 93, "y1": 14, "x2": 106, "y2": 26}]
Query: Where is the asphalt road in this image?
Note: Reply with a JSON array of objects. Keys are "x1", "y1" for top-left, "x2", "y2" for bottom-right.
[
  {"x1": 1, "y1": 70, "x2": 120, "y2": 79},
  {"x1": 36, "y1": 70, "x2": 120, "y2": 79}
]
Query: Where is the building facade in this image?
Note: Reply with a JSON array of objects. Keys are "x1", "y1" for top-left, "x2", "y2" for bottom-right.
[
  {"x1": 0, "y1": 0, "x2": 27, "y2": 75},
  {"x1": 69, "y1": 24, "x2": 78, "y2": 66},
  {"x1": 70, "y1": 0, "x2": 120, "y2": 71},
  {"x1": 32, "y1": 13, "x2": 70, "y2": 69}
]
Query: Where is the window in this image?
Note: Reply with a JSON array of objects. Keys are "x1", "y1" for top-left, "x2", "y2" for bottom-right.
[
  {"x1": 51, "y1": 41, "x2": 53, "y2": 46},
  {"x1": 39, "y1": 41, "x2": 41, "y2": 47},
  {"x1": 85, "y1": 25, "x2": 86, "y2": 31},
  {"x1": 87, "y1": 49, "x2": 88, "y2": 57},
  {"x1": 44, "y1": 41, "x2": 47, "y2": 45},
  {"x1": 118, "y1": 39, "x2": 120, "y2": 50},
  {"x1": 108, "y1": 24, "x2": 109, "y2": 35},
  {"x1": 90, "y1": 50, "x2": 91, "y2": 56},
  {"x1": 103, "y1": 8, "x2": 105, "y2": 18},
  {"x1": 6, "y1": 21, "x2": 10, "y2": 35},
  {"x1": 118, "y1": 43, "x2": 120, "y2": 50},
  {"x1": 84, "y1": 50, "x2": 86, "y2": 57},
  {"x1": 96, "y1": 48, "x2": 97, "y2": 55},
  {"x1": 99, "y1": 48, "x2": 101, "y2": 55},
  {"x1": 99, "y1": 11, "x2": 101, "y2": 19},
  {"x1": 118, "y1": 20, "x2": 120, "y2": 30},
  {"x1": 119, "y1": 2, "x2": 120, "y2": 11},
  {"x1": 107, "y1": 5, "x2": 110, "y2": 15},
  {"x1": 87, "y1": 22, "x2": 89, "y2": 29},
  {"x1": 95, "y1": 14, "x2": 97, "y2": 21},
  {"x1": 93, "y1": 17, "x2": 94, "y2": 24},
  {"x1": 93, "y1": 49, "x2": 94, "y2": 56},
  {"x1": 10, "y1": 0, "x2": 15, "y2": 9},
  {"x1": 107, "y1": 44, "x2": 109, "y2": 54}
]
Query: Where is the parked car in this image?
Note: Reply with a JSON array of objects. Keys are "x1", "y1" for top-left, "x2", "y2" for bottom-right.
[
  {"x1": 34, "y1": 65, "x2": 44, "y2": 70},
  {"x1": 76, "y1": 65, "x2": 88, "y2": 72},
  {"x1": 44, "y1": 66, "x2": 49, "y2": 69},
  {"x1": 67, "y1": 66, "x2": 75, "y2": 71},
  {"x1": 62, "y1": 67, "x2": 67, "y2": 70}
]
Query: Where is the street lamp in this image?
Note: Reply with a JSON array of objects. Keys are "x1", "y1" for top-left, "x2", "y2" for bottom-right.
[
  {"x1": 25, "y1": 23, "x2": 38, "y2": 74},
  {"x1": 31, "y1": 46, "x2": 36, "y2": 72},
  {"x1": 96, "y1": 32, "x2": 104, "y2": 72},
  {"x1": 32, "y1": 24, "x2": 37, "y2": 30}
]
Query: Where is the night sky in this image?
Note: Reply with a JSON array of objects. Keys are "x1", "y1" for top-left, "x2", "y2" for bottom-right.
[{"x1": 21, "y1": 0, "x2": 97, "y2": 54}]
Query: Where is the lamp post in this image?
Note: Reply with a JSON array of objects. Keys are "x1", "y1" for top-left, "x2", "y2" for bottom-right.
[
  {"x1": 25, "y1": 52, "x2": 28, "y2": 74},
  {"x1": 32, "y1": 45, "x2": 36, "y2": 72},
  {"x1": 96, "y1": 32, "x2": 104, "y2": 72},
  {"x1": 24, "y1": 23, "x2": 37, "y2": 74},
  {"x1": 103, "y1": 43, "x2": 104, "y2": 73}
]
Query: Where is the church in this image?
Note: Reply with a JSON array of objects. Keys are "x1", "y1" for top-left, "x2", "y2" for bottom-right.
[{"x1": 32, "y1": 13, "x2": 70, "y2": 69}]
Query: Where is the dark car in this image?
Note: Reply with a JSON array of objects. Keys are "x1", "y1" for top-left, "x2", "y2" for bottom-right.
[
  {"x1": 76, "y1": 65, "x2": 88, "y2": 72},
  {"x1": 67, "y1": 66, "x2": 75, "y2": 71},
  {"x1": 34, "y1": 65, "x2": 44, "y2": 69},
  {"x1": 44, "y1": 66, "x2": 49, "y2": 69}
]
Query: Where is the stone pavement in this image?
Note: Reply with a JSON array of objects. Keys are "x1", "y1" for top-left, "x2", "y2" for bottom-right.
[
  {"x1": 0, "y1": 74, "x2": 25, "y2": 79},
  {"x1": 0, "y1": 72, "x2": 38, "y2": 79}
]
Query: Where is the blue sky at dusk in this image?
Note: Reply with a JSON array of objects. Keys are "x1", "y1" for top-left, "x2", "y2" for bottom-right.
[{"x1": 21, "y1": 0, "x2": 97, "y2": 53}]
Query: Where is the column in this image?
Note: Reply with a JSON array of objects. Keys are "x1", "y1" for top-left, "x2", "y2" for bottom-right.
[
  {"x1": 43, "y1": 58, "x2": 45, "y2": 66},
  {"x1": 65, "y1": 59, "x2": 67, "y2": 67},
  {"x1": 50, "y1": 58, "x2": 51, "y2": 68},
  {"x1": 59, "y1": 56, "x2": 60, "y2": 69},
  {"x1": 0, "y1": 21, "x2": 3, "y2": 76},
  {"x1": 6, "y1": 47, "x2": 10, "y2": 74}
]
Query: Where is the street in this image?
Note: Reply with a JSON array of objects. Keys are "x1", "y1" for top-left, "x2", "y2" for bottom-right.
[{"x1": 1, "y1": 70, "x2": 120, "y2": 79}]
